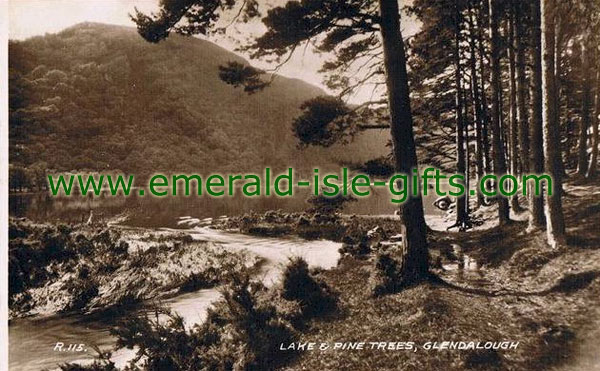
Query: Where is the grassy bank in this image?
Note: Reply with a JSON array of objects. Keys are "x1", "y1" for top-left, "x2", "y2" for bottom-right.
[
  {"x1": 9, "y1": 219, "x2": 259, "y2": 318},
  {"x1": 283, "y1": 180, "x2": 600, "y2": 370},
  {"x1": 203, "y1": 180, "x2": 600, "y2": 370}
]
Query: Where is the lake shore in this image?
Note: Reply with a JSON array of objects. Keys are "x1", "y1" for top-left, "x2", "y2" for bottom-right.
[
  {"x1": 9, "y1": 218, "x2": 260, "y2": 320},
  {"x1": 8, "y1": 216, "x2": 344, "y2": 371},
  {"x1": 9, "y1": 180, "x2": 600, "y2": 370}
]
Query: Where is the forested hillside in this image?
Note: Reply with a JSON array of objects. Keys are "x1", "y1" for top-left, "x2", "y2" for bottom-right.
[{"x1": 9, "y1": 22, "x2": 385, "y2": 187}]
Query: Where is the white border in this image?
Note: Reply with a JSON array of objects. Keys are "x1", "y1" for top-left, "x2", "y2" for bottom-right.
[{"x1": 1, "y1": 0, "x2": 9, "y2": 370}]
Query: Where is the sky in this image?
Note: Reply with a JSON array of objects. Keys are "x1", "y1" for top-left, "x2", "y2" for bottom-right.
[
  {"x1": 8, "y1": 0, "x2": 420, "y2": 102},
  {"x1": 9, "y1": 0, "x2": 159, "y2": 40}
]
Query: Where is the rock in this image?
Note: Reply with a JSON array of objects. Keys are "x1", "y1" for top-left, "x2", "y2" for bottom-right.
[
  {"x1": 366, "y1": 226, "x2": 385, "y2": 240},
  {"x1": 366, "y1": 226, "x2": 386, "y2": 250},
  {"x1": 177, "y1": 218, "x2": 201, "y2": 227}
]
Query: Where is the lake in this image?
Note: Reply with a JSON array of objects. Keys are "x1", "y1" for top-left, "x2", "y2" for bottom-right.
[
  {"x1": 9, "y1": 226, "x2": 342, "y2": 371},
  {"x1": 9, "y1": 187, "x2": 444, "y2": 227},
  {"x1": 8, "y1": 188, "x2": 446, "y2": 370}
]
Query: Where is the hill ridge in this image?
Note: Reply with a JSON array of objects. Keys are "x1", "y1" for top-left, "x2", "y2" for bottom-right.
[{"x1": 9, "y1": 22, "x2": 385, "y2": 184}]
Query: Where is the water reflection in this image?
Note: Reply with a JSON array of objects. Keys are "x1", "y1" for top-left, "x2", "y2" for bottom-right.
[{"x1": 10, "y1": 189, "x2": 443, "y2": 227}]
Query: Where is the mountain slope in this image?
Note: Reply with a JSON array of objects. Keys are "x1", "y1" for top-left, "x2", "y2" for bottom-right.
[{"x1": 9, "y1": 22, "x2": 387, "y2": 179}]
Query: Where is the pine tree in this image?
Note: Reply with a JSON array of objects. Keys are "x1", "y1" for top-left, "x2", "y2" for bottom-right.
[
  {"x1": 529, "y1": 0, "x2": 546, "y2": 228},
  {"x1": 453, "y1": 0, "x2": 469, "y2": 229},
  {"x1": 583, "y1": 0, "x2": 600, "y2": 178},
  {"x1": 514, "y1": 0, "x2": 530, "y2": 174},
  {"x1": 489, "y1": 0, "x2": 510, "y2": 224},
  {"x1": 478, "y1": 2, "x2": 493, "y2": 176},
  {"x1": 378, "y1": 0, "x2": 429, "y2": 284},
  {"x1": 133, "y1": 0, "x2": 431, "y2": 286},
  {"x1": 467, "y1": 0, "x2": 486, "y2": 208},
  {"x1": 541, "y1": 0, "x2": 566, "y2": 248},
  {"x1": 587, "y1": 69, "x2": 600, "y2": 178},
  {"x1": 577, "y1": 35, "x2": 592, "y2": 176},
  {"x1": 507, "y1": 2, "x2": 520, "y2": 212}
]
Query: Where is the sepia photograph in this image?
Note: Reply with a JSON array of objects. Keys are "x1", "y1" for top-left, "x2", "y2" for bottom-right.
[{"x1": 3, "y1": 0, "x2": 600, "y2": 370}]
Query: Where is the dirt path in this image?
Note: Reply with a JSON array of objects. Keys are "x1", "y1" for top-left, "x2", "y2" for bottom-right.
[
  {"x1": 555, "y1": 181, "x2": 600, "y2": 370},
  {"x1": 555, "y1": 307, "x2": 600, "y2": 371}
]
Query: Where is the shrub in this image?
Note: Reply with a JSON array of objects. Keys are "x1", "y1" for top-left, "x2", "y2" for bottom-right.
[
  {"x1": 9, "y1": 220, "x2": 28, "y2": 239},
  {"x1": 9, "y1": 219, "x2": 126, "y2": 301},
  {"x1": 359, "y1": 157, "x2": 395, "y2": 178},
  {"x1": 73, "y1": 233, "x2": 94, "y2": 256},
  {"x1": 95, "y1": 274, "x2": 297, "y2": 370},
  {"x1": 110, "y1": 309, "x2": 206, "y2": 371},
  {"x1": 202, "y1": 275, "x2": 296, "y2": 369},
  {"x1": 38, "y1": 224, "x2": 76, "y2": 262},
  {"x1": 306, "y1": 194, "x2": 355, "y2": 214},
  {"x1": 339, "y1": 235, "x2": 371, "y2": 258},
  {"x1": 370, "y1": 252, "x2": 403, "y2": 297},
  {"x1": 9, "y1": 238, "x2": 41, "y2": 295},
  {"x1": 238, "y1": 213, "x2": 260, "y2": 232},
  {"x1": 63, "y1": 274, "x2": 99, "y2": 311},
  {"x1": 178, "y1": 270, "x2": 218, "y2": 293},
  {"x1": 281, "y1": 257, "x2": 338, "y2": 319},
  {"x1": 65, "y1": 266, "x2": 338, "y2": 370},
  {"x1": 128, "y1": 248, "x2": 160, "y2": 269}
]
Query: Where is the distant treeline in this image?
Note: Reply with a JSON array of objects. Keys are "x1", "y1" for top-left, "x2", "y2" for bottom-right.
[{"x1": 8, "y1": 23, "x2": 385, "y2": 192}]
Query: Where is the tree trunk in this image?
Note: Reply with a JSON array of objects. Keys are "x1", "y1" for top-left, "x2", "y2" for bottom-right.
[
  {"x1": 499, "y1": 65, "x2": 508, "y2": 170},
  {"x1": 477, "y1": 3, "x2": 492, "y2": 175},
  {"x1": 577, "y1": 38, "x2": 592, "y2": 176},
  {"x1": 454, "y1": 0, "x2": 468, "y2": 228},
  {"x1": 378, "y1": 0, "x2": 429, "y2": 284},
  {"x1": 553, "y1": 18, "x2": 566, "y2": 179},
  {"x1": 586, "y1": 69, "x2": 600, "y2": 178},
  {"x1": 489, "y1": 0, "x2": 510, "y2": 224},
  {"x1": 468, "y1": 2, "x2": 486, "y2": 208},
  {"x1": 529, "y1": 0, "x2": 546, "y2": 228},
  {"x1": 515, "y1": 0, "x2": 530, "y2": 174},
  {"x1": 464, "y1": 99, "x2": 471, "y2": 214},
  {"x1": 541, "y1": 0, "x2": 566, "y2": 248},
  {"x1": 508, "y1": 5, "x2": 521, "y2": 212}
]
